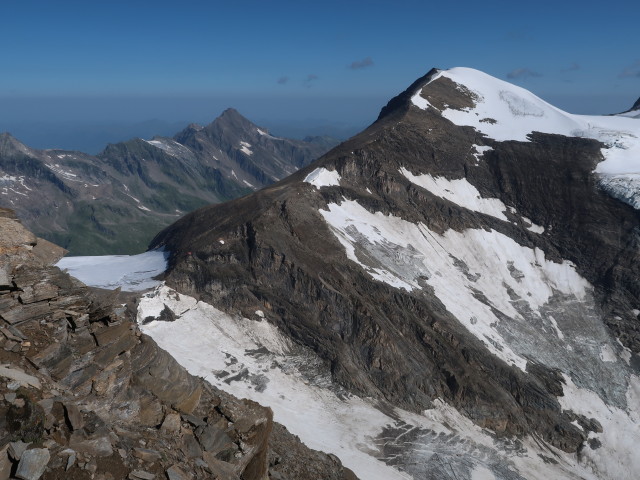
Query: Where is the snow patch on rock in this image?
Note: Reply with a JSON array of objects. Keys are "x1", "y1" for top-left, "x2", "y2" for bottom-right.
[
  {"x1": 557, "y1": 374, "x2": 640, "y2": 480},
  {"x1": 597, "y1": 174, "x2": 640, "y2": 209},
  {"x1": 471, "y1": 144, "x2": 493, "y2": 163},
  {"x1": 144, "y1": 138, "x2": 192, "y2": 157},
  {"x1": 319, "y1": 199, "x2": 594, "y2": 371},
  {"x1": 239, "y1": 141, "x2": 253, "y2": 156},
  {"x1": 522, "y1": 216, "x2": 545, "y2": 234},
  {"x1": 304, "y1": 167, "x2": 341, "y2": 189},
  {"x1": 400, "y1": 167, "x2": 509, "y2": 221},
  {"x1": 317, "y1": 198, "x2": 639, "y2": 477}
]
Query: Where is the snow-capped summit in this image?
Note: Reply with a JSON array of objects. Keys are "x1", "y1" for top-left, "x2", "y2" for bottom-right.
[
  {"x1": 410, "y1": 67, "x2": 640, "y2": 211},
  {"x1": 412, "y1": 67, "x2": 640, "y2": 175}
]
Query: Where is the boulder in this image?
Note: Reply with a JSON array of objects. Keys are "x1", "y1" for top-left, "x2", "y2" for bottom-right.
[{"x1": 15, "y1": 448, "x2": 50, "y2": 480}]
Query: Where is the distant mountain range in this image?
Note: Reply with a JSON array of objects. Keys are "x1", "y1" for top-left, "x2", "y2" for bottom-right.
[{"x1": 0, "y1": 109, "x2": 338, "y2": 255}]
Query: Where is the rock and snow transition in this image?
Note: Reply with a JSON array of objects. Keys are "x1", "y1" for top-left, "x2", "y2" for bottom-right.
[
  {"x1": 137, "y1": 285, "x2": 632, "y2": 480},
  {"x1": 64, "y1": 244, "x2": 640, "y2": 480},
  {"x1": 411, "y1": 67, "x2": 640, "y2": 209},
  {"x1": 315, "y1": 197, "x2": 640, "y2": 478}
]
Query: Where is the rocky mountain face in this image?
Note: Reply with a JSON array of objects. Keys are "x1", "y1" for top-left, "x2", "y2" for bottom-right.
[
  {"x1": 144, "y1": 68, "x2": 640, "y2": 479},
  {"x1": 0, "y1": 208, "x2": 356, "y2": 479},
  {"x1": 0, "y1": 111, "x2": 336, "y2": 255}
]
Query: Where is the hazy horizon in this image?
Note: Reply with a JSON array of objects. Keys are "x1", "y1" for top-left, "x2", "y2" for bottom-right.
[
  {"x1": 1, "y1": 89, "x2": 636, "y2": 153},
  {"x1": 2, "y1": 0, "x2": 638, "y2": 152}
]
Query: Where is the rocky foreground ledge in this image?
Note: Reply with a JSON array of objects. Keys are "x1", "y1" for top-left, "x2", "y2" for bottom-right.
[{"x1": 0, "y1": 208, "x2": 356, "y2": 480}]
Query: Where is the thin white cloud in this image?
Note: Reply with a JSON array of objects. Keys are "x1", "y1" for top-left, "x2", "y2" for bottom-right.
[
  {"x1": 506, "y1": 68, "x2": 542, "y2": 79},
  {"x1": 349, "y1": 57, "x2": 374, "y2": 70}
]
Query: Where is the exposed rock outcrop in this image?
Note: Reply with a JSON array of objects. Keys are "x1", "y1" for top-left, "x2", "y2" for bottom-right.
[{"x1": 0, "y1": 210, "x2": 356, "y2": 479}]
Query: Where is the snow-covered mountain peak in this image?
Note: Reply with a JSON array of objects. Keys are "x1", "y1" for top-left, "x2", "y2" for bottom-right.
[
  {"x1": 413, "y1": 67, "x2": 639, "y2": 154},
  {"x1": 410, "y1": 67, "x2": 640, "y2": 209},
  {"x1": 414, "y1": 67, "x2": 581, "y2": 142}
]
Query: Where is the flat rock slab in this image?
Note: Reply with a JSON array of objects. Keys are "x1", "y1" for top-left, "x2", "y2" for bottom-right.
[
  {"x1": 202, "y1": 452, "x2": 239, "y2": 479},
  {"x1": 8, "y1": 441, "x2": 30, "y2": 461},
  {"x1": 69, "y1": 433, "x2": 113, "y2": 457},
  {"x1": 1, "y1": 303, "x2": 52, "y2": 325},
  {"x1": 181, "y1": 433, "x2": 202, "y2": 459},
  {"x1": 196, "y1": 424, "x2": 233, "y2": 454},
  {"x1": 0, "y1": 365, "x2": 41, "y2": 389},
  {"x1": 0, "y1": 445, "x2": 11, "y2": 480},
  {"x1": 0, "y1": 266, "x2": 10, "y2": 287},
  {"x1": 132, "y1": 448, "x2": 162, "y2": 463},
  {"x1": 160, "y1": 412, "x2": 181, "y2": 434},
  {"x1": 0, "y1": 217, "x2": 36, "y2": 250},
  {"x1": 93, "y1": 321, "x2": 134, "y2": 346},
  {"x1": 15, "y1": 448, "x2": 50, "y2": 480},
  {"x1": 129, "y1": 470, "x2": 155, "y2": 480},
  {"x1": 32, "y1": 237, "x2": 67, "y2": 265},
  {"x1": 166, "y1": 465, "x2": 192, "y2": 480},
  {"x1": 64, "y1": 403, "x2": 84, "y2": 431}
]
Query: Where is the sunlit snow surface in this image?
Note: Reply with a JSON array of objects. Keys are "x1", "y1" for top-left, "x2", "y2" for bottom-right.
[
  {"x1": 412, "y1": 67, "x2": 640, "y2": 209},
  {"x1": 399, "y1": 167, "x2": 509, "y2": 221},
  {"x1": 304, "y1": 167, "x2": 341, "y2": 188},
  {"x1": 143, "y1": 138, "x2": 193, "y2": 158},
  {"x1": 139, "y1": 285, "x2": 606, "y2": 480},
  {"x1": 56, "y1": 250, "x2": 168, "y2": 291}
]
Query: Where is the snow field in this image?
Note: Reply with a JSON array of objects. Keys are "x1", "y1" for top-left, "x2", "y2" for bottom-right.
[{"x1": 56, "y1": 249, "x2": 168, "y2": 291}]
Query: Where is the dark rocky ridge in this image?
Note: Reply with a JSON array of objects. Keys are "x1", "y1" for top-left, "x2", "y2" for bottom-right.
[
  {"x1": 0, "y1": 110, "x2": 337, "y2": 255},
  {"x1": 151, "y1": 70, "x2": 640, "y2": 456},
  {"x1": 616, "y1": 96, "x2": 640, "y2": 115},
  {"x1": 0, "y1": 208, "x2": 356, "y2": 479}
]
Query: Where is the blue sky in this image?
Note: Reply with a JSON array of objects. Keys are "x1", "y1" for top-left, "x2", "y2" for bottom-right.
[{"x1": 1, "y1": 0, "x2": 638, "y2": 149}]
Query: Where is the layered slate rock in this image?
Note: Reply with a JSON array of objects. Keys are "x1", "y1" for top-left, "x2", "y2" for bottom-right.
[
  {"x1": 150, "y1": 68, "x2": 640, "y2": 479},
  {"x1": 0, "y1": 210, "x2": 356, "y2": 479},
  {"x1": 0, "y1": 109, "x2": 336, "y2": 255}
]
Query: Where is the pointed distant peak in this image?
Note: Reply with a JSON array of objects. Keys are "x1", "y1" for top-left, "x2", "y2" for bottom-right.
[
  {"x1": 0, "y1": 132, "x2": 32, "y2": 155},
  {"x1": 220, "y1": 107, "x2": 242, "y2": 118},
  {"x1": 212, "y1": 108, "x2": 257, "y2": 128},
  {"x1": 630, "y1": 97, "x2": 640, "y2": 112},
  {"x1": 0, "y1": 132, "x2": 19, "y2": 143}
]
